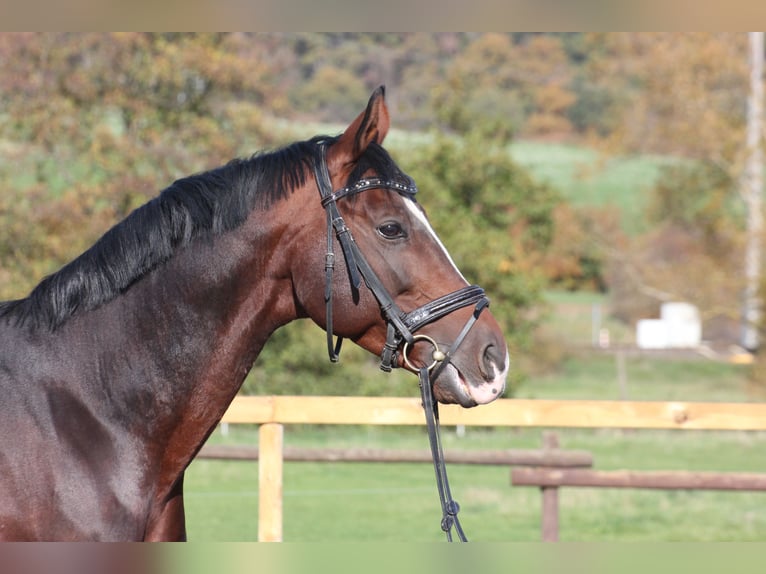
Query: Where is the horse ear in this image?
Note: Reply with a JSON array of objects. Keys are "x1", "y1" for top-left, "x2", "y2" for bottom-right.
[{"x1": 330, "y1": 85, "x2": 390, "y2": 166}]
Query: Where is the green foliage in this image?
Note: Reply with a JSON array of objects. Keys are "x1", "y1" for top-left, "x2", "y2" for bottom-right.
[
  {"x1": 242, "y1": 321, "x2": 417, "y2": 397},
  {"x1": 431, "y1": 34, "x2": 526, "y2": 139},
  {"x1": 647, "y1": 161, "x2": 741, "y2": 244},
  {"x1": 541, "y1": 204, "x2": 616, "y2": 292},
  {"x1": 289, "y1": 66, "x2": 369, "y2": 118},
  {"x1": 0, "y1": 181, "x2": 125, "y2": 300},
  {"x1": 605, "y1": 160, "x2": 745, "y2": 327},
  {"x1": 567, "y1": 72, "x2": 621, "y2": 136},
  {"x1": 0, "y1": 33, "x2": 277, "y2": 299},
  {"x1": 430, "y1": 34, "x2": 578, "y2": 139}
]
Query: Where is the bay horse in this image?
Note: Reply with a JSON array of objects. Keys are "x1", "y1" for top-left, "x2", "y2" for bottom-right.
[{"x1": 0, "y1": 87, "x2": 508, "y2": 540}]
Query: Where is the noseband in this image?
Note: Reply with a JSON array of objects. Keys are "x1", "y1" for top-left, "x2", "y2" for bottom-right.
[{"x1": 313, "y1": 143, "x2": 491, "y2": 541}]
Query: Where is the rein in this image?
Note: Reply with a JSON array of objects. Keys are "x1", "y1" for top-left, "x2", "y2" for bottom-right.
[
  {"x1": 312, "y1": 143, "x2": 491, "y2": 542},
  {"x1": 414, "y1": 295, "x2": 488, "y2": 542}
]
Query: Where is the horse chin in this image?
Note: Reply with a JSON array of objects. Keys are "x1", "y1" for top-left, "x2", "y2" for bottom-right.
[{"x1": 433, "y1": 364, "x2": 503, "y2": 408}]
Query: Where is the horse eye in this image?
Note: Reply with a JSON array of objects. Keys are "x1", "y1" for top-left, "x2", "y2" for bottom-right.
[{"x1": 377, "y1": 222, "x2": 405, "y2": 239}]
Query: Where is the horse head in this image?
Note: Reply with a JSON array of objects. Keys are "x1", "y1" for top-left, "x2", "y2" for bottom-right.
[{"x1": 289, "y1": 87, "x2": 508, "y2": 408}]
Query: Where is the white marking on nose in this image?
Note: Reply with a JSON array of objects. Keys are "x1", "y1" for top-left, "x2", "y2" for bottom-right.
[
  {"x1": 494, "y1": 347, "x2": 510, "y2": 387},
  {"x1": 469, "y1": 347, "x2": 510, "y2": 404},
  {"x1": 403, "y1": 198, "x2": 468, "y2": 283}
]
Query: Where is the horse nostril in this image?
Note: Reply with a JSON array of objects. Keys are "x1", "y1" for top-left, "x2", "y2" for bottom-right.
[{"x1": 482, "y1": 343, "x2": 505, "y2": 380}]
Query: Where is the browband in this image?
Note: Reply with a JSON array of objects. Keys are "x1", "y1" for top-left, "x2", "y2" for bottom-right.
[{"x1": 320, "y1": 176, "x2": 418, "y2": 207}]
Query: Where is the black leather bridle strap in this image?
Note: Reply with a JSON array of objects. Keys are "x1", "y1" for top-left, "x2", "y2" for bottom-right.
[
  {"x1": 419, "y1": 366, "x2": 467, "y2": 542},
  {"x1": 324, "y1": 208, "x2": 344, "y2": 362},
  {"x1": 383, "y1": 285, "x2": 487, "y2": 373},
  {"x1": 314, "y1": 142, "x2": 418, "y2": 366},
  {"x1": 315, "y1": 144, "x2": 363, "y2": 362},
  {"x1": 403, "y1": 285, "x2": 487, "y2": 333},
  {"x1": 346, "y1": 238, "x2": 416, "y2": 345}
]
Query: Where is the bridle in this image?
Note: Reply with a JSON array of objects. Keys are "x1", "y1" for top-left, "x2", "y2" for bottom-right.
[{"x1": 313, "y1": 142, "x2": 491, "y2": 542}]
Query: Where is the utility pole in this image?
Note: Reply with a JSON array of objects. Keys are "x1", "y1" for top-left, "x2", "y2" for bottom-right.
[{"x1": 742, "y1": 31, "x2": 764, "y2": 352}]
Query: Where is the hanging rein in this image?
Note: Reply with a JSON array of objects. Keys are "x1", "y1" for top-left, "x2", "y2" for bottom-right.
[{"x1": 313, "y1": 143, "x2": 490, "y2": 542}]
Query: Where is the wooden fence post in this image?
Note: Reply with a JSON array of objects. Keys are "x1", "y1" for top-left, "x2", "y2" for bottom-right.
[
  {"x1": 258, "y1": 422, "x2": 284, "y2": 542},
  {"x1": 541, "y1": 432, "x2": 560, "y2": 542}
]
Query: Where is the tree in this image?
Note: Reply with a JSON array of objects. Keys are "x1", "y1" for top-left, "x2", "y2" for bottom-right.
[
  {"x1": 430, "y1": 33, "x2": 577, "y2": 140},
  {"x1": 590, "y1": 34, "x2": 744, "y2": 158},
  {"x1": 0, "y1": 33, "x2": 276, "y2": 299}
]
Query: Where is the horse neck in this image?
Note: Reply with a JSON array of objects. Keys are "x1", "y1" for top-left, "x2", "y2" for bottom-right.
[{"x1": 72, "y1": 203, "x2": 300, "y2": 475}]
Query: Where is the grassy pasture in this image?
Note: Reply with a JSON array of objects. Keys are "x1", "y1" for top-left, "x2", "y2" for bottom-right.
[
  {"x1": 508, "y1": 141, "x2": 675, "y2": 235},
  {"x1": 184, "y1": 354, "x2": 766, "y2": 542}
]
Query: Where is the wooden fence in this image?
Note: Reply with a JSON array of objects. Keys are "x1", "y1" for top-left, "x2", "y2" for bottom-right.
[
  {"x1": 199, "y1": 444, "x2": 594, "y2": 467},
  {"x1": 510, "y1": 432, "x2": 766, "y2": 541},
  {"x1": 212, "y1": 396, "x2": 766, "y2": 542},
  {"x1": 221, "y1": 396, "x2": 766, "y2": 430}
]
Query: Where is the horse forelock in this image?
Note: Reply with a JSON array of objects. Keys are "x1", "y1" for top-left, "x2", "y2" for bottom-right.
[{"x1": 346, "y1": 141, "x2": 410, "y2": 187}]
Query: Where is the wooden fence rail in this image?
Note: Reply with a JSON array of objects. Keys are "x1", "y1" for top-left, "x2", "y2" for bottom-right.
[
  {"x1": 512, "y1": 468, "x2": 766, "y2": 491},
  {"x1": 198, "y1": 444, "x2": 594, "y2": 467},
  {"x1": 511, "y1": 467, "x2": 766, "y2": 542},
  {"x1": 222, "y1": 396, "x2": 766, "y2": 430},
  {"x1": 209, "y1": 396, "x2": 766, "y2": 541}
]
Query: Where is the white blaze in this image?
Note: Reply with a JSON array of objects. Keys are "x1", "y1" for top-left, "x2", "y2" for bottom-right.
[{"x1": 404, "y1": 198, "x2": 468, "y2": 283}]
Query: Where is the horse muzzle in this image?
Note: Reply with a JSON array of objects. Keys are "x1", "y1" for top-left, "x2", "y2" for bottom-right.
[{"x1": 403, "y1": 331, "x2": 509, "y2": 408}]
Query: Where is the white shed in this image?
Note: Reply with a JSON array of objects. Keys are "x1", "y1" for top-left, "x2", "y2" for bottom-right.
[{"x1": 636, "y1": 302, "x2": 701, "y2": 349}]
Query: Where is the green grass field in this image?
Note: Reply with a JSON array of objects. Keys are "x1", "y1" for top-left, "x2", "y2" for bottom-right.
[
  {"x1": 184, "y1": 354, "x2": 766, "y2": 542},
  {"x1": 508, "y1": 141, "x2": 675, "y2": 235}
]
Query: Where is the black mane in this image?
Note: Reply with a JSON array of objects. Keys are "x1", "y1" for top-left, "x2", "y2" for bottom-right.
[
  {"x1": 0, "y1": 136, "x2": 409, "y2": 332},
  {"x1": 0, "y1": 137, "x2": 325, "y2": 330}
]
